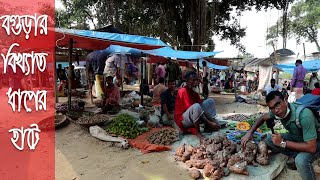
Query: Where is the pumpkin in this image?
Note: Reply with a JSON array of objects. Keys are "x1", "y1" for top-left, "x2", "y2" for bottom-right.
[{"x1": 236, "y1": 122, "x2": 251, "y2": 131}]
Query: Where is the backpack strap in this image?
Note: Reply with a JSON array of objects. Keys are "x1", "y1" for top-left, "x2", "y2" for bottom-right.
[{"x1": 295, "y1": 105, "x2": 306, "y2": 128}]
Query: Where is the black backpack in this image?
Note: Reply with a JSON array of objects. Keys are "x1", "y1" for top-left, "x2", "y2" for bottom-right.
[{"x1": 295, "y1": 94, "x2": 320, "y2": 128}]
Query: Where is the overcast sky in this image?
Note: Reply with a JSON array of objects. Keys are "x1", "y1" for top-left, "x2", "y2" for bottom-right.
[{"x1": 55, "y1": 0, "x2": 319, "y2": 59}]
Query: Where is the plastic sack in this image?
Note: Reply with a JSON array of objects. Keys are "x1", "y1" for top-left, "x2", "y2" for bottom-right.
[
  {"x1": 89, "y1": 126, "x2": 130, "y2": 149},
  {"x1": 288, "y1": 92, "x2": 296, "y2": 103}
]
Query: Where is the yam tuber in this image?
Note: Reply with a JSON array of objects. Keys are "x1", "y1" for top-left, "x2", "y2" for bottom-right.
[{"x1": 189, "y1": 169, "x2": 201, "y2": 180}]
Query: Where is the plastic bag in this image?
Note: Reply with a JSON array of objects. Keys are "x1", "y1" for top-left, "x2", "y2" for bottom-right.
[
  {"x1": 89, "y1": 126, "x2": 130, "y2": 149},
  {"x1": 288, "y1": 92, "x2": 296, "y2": 103}
]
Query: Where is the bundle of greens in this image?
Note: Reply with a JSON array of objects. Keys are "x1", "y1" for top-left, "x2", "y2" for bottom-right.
[{"x1": 106, "y1": 113, "x2": 149, "y2": 139}]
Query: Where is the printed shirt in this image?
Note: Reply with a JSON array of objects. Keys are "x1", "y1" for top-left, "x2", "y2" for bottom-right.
[
  {"x1": 152, "y1": 84, "x2": 167, "y2": 104},
  {"x1": 269, "y1": 103, "x2": 319, "y2": 142},
  {"x1": 291, "y1": 64, "x2": 307, "y2": 88},
  {"x1": 174, "y1": 87, "x2": 202, "y2": 129},
  {"x1": 160, "y1": 89, "x2": 176, "y2": 115}
]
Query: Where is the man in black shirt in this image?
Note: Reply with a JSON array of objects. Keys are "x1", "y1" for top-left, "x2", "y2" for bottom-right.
[
  {"x1": 57, "y1": 64, "x2": 67, "y2": 81},
  {"x1": 160, "y1": 80, "x2": 176, "y2": 126}
]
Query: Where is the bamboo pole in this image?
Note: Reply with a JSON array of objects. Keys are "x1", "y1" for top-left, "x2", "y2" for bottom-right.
[
  {"x1": 140, "y1": 55, "x2": 144, "y2": 106},
  {"x1": 68, "y1": 38, "x2": 73, "y2": 111}
]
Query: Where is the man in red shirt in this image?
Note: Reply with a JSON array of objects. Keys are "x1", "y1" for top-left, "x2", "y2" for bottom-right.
[
  {"x1": 311, "y1": 82, "x2": 320, "y2": 95},
  {"x1": 174, "y1": 71, "x2": 220, "y2": 140}
]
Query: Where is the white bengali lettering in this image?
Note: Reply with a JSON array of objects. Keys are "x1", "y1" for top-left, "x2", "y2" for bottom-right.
[
  {"x1": 6, "y1": 88, "x2": 47, "y2": 112},
  {"x1": 9, "y1": 127, "x2": 25, "y2": 151},
  {"x1": 0, "y1": 15, "x2": 10, "y2": 35},
  {"x1": 1, "y1": 43, "x2": 47, "y2": 75},
  {"x1": 9, "y1": 124, "x2": 41, "y2": 151},
  {"x1": 0, "y1": 14, "x2": 48, "y2": 39}
]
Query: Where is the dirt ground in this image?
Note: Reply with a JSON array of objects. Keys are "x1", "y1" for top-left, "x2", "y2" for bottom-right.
[{"x1": 55, "y1": 93, "x2": 303, "y2": 180}]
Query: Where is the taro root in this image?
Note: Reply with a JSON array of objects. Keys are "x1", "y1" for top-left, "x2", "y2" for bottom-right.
[
  {"x1": 189, "y1": 169, "x2": 201, "y2": 180},
  {"x1": 228, "y1": 161, "x2": 249, "y2": 175},
  {"x1": 175, "y1": 144, "x2": 185, "y2": 157},
  {"x1": 256, "y1": 141, "x2": 269, "y2": 165},
  {"x1": 148, "y1": 129, "x2": 179, "y2": 145}
]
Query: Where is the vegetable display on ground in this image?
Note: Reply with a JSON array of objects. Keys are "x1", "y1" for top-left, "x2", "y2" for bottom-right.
[
  {"x1": 174, "y1": 133, "x2": 269, "y2": 179},
  {"x1": 106, "y1": 113, "x2": 149, "y2": 139}
]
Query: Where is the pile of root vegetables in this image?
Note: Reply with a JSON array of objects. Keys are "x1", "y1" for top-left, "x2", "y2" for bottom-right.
[
  {"x1": 224, "y1": 112, "x2": 264, "y2": 122},
  {"x1": 148, "y1": 129, "x2": 179, "y2": 146},
  {"x1": 174, "y1": 133, "x2": 269, "y2": 179}
]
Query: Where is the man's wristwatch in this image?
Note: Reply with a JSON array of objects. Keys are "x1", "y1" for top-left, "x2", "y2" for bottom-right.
[{"x1": 280, "y1": 140, "x2": 287, "y2": 148}]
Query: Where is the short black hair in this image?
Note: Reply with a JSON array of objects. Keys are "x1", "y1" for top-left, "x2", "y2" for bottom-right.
[
  {"x1": 296, "y1": 59, "x2": 302, "y2": 64},
  {"x1": 168, "y1": 79, "x2": 175, "y2": 84},
  {"x1": 315, "y1": 82, "x2": 320, "y2": 88},
  {"x1": 271, "y1": 78, "x2": 276, "y2": 82},
  {"x1": 106, "y1": 75, "x2": 113, "y2": 80},
  {"x1": 266, "y1": 91, "x2": 284, "y2": 103},
  {"x1": 158, "y1": 77, "x2": 165, "y2": 83},
  {"x1": 202, "y1": 61, "x2": 207, "y2": 66},
  {"x1": 185, "y1": 71, "x2": 197, "y2": 80}
]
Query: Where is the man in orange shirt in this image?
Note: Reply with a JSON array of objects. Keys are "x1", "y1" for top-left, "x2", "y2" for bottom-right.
[
  {"x1": 102, "y1": 76, "x2": 121, "y2": 113},
  {"x1": 174, "y1": 71, "x2": 220, "y2": 140}
]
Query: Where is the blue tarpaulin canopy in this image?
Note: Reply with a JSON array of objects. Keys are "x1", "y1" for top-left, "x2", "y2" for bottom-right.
[
  {"x1": 199, "y1": 59, "x2": 229, "y2": 70},
  {"x1": 54, "y1": 28, "x2": 168, "y2": 50},
  {"x1": 142, "y1": 46, "x2": 222, "y2": 59},
  {"x1": 274, "y1": 59, "x2": 320, "y2": 74},
  {"x1": 104, "y1": 45, "x2": 143, "y2": 57},
  {"x1": 104, "y1": 45, "x2": 223, "y2": 60}
]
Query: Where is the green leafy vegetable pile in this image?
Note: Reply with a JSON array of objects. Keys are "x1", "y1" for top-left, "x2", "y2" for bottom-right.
[{"x1": 106, "y1": 113, "x2": 149, "y2": 139}]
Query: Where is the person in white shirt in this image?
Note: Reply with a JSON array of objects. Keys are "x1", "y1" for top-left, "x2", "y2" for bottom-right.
[
  {"x1": 264, "y1": 78, "x2": 282, "y2": 95},
  {"x1": 219, "y1": 70, "x2": 226, "y2": 87}
]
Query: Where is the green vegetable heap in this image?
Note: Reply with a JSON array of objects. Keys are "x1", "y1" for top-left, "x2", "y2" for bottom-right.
[
  {"x1": 106, "y1": 113, "x2": 149, "y2": 139},
  {"x1": 246, "y1": 118, "x2": 270, "y2": 133}
]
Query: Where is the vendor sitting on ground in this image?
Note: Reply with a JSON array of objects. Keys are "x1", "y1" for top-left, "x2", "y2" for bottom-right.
[
  {"x1": 174, "y1": 71, "x2": 221, "y2": 140},
  {"x1": 160, "y1": 80, "x2": 176, "y2": 126},
  {"x1": 311, "y1": 82, "x2": 320, "y2": 95},
  {"x1": 152, "y1": 77, "x2": 167, "y2": 104},
  {"x1": 102, "y1": 76, "x2": 121, "y2": 113},
  {"x1": 263, "y1": 78, "x2": 282, "y2": 95},
  {"x1": 241, "y1": 91, "x2": 319, "y2": 180}
]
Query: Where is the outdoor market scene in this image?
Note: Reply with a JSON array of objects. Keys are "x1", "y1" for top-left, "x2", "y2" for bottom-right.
[{"x1": 1, "y1": 0, "x2": 319, "y2": 179}]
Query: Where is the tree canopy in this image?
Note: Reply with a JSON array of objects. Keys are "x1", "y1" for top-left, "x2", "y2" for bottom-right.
[
  {"x1": 267, "y1": 0, "x2": 320, "y2": 51},
  {"x1": 56, "y1": 0, "x2": 293, "y2": 52}
]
